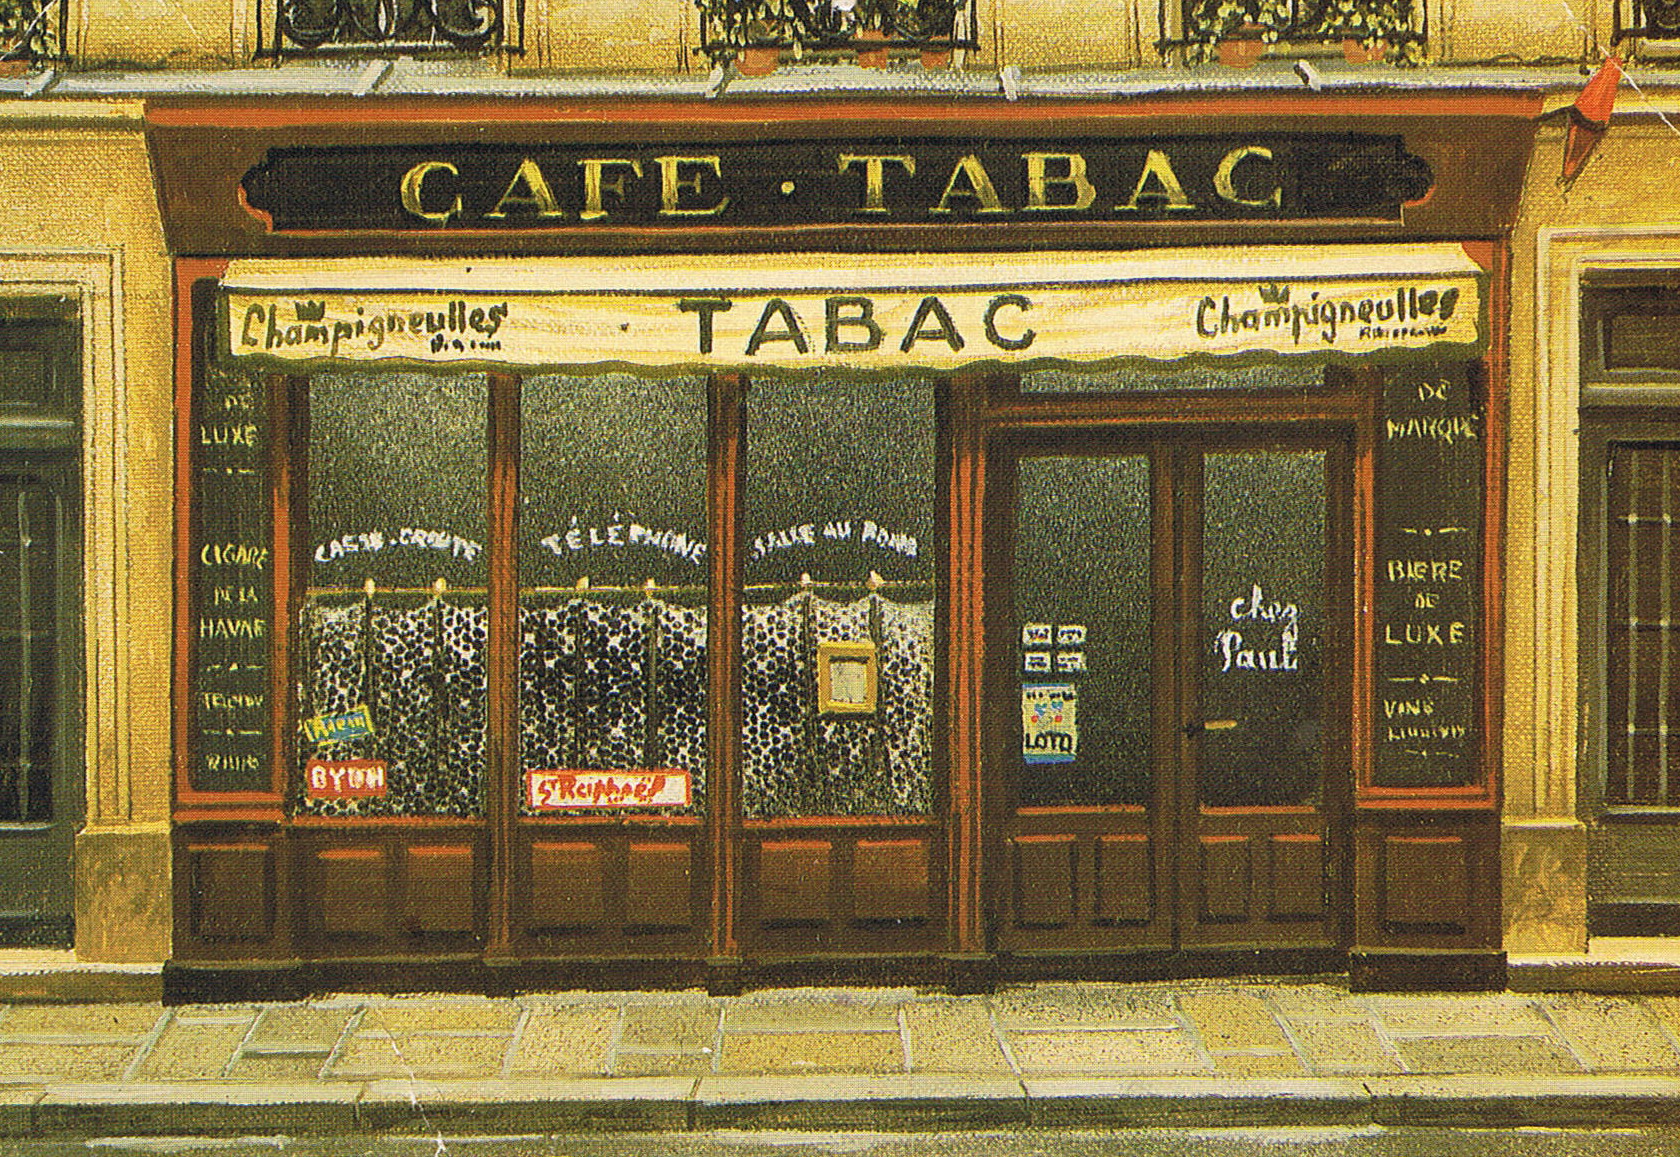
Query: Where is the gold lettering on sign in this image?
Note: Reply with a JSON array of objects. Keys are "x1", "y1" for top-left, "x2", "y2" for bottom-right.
[
  {"x1": 1022, "y1": 153, "x2": 1097, "y2": 212},
  {"x1": 1117, "y1": 150, "x2": 1195, "y2": 213},
  {"x1": 654, "y1": 156, "x2": 730, "y2": 217},
  {"x1": 930, "y1": 154, "x2": 1009, "y2": 215},
  {"x1": 838, "y1": 154, "x2": 916, "y2": 213},
  {"x1": 579, "y1": 158, "x2": 643, "y2": 221},
  {"x1": 1213, "y1": 146, "x2": 1282, "y2": 209},
  {"x1": 484, "y1": 157, "x2": 566, "y2": 219},
  {"x1": 399, "y1": 160, "x2": 462, "y2": 224}
]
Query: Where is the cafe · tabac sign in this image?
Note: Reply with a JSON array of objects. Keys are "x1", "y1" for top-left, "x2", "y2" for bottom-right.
[
  {"x1": 238, "y1": 135, "x2": 1435, "y2": 232},
  {"x1": 217, "y1": 245, "x2": 1486, "y2": 373}
]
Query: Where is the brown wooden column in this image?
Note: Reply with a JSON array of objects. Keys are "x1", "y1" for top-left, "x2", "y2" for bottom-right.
[
  {"x1": 707, "y1": 373, "x2": 746, "y2": 993},
  {"x1": 944, "y1": 375, "x2": 990, "y2": 989},
  {"x1": 486, "y1": 370, "x2": 520, "y2": 961}
]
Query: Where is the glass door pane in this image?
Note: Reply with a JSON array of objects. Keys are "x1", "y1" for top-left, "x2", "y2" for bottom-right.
[
  {"x1": 1013, "y1": 454, "x2": 1153, "y2": 807},
  {"x1": 1199, "y1": 450, "x2": 1327, "y2": 807}
]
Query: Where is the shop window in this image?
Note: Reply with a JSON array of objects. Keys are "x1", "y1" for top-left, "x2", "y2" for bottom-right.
[
  {"x1": 517, "y1": 374, "x2": 709, "y2": 816},
  {"x1": 298, "y1": 371, "x2": 490, "y2": 818},
  {"x1": 261, "y1": 0, "x2": 520, "y2": 59},
  {"x1": 742, "y1": 374, "x2": 936, "y2": 819}
]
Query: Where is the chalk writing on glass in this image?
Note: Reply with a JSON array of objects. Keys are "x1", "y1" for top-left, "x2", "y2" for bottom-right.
[{"x1": 1214, "y1": 582, "x2": 1300, "y2": 674}]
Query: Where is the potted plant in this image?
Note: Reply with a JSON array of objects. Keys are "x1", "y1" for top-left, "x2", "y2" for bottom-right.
[
  {"x1": 694, "y1": 0, "x2": 789, "y2": 74},
  {"x1": 1320, "y1": 0, "x2": 1417, "y2": 62},
  {"x1": 0, "y1": 0, "x2": 35, "y2": 75},
  {"x1": 1185, "y1": 0, "x2": 1289, "y2": 65}
]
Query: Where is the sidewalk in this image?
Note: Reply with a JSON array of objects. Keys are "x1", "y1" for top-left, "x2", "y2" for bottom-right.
[{"x1": 2, "y1": 978, "x2": 1680, "y2": 1138}]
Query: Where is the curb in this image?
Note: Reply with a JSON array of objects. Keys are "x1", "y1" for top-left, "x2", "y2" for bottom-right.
[{"x1": 0, "y1": 1075, "x2": 1677, "y2": 1137}]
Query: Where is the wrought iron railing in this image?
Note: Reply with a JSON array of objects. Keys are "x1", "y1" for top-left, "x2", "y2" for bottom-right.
[
  {"x1": 1168, "y1": 0, "x2": 1424, "y2": 56},
  {"x1": 695, "y1": 0, "x2": 979, "y2": 64},
  {"x1": 259, "y1": 0, "x2": 522, "y2": 59},
  {"x1": 0, "y1": 0, "x2": 69, "y2": 68},
  {"x1": 1614, "y1": 0, "x2": 1680, "y2": 40}
]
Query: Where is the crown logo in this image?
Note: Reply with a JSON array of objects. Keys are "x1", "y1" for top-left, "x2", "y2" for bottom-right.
[
  {"x1": 293, "y1": 300, "x2": 326, "y2": 322},
  {"x1": 1256, "y1": 283, "x2": 1290, "y2": 304}
]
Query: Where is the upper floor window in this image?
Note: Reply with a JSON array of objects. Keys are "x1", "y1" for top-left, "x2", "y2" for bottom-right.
[
  {"x1": 695, "y1": 0, "x2": 979, "y2": 68},
  {"x1": 262, "y1": 0, "x2": 520, "y2": 59},
  {"x1": 1615, "y1": 0, "x2": 1680, "y2": 42}
]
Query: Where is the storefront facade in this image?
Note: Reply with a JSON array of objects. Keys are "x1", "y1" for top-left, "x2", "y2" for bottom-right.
[{"x1": 141, "y1": 95, "x2": 1536, "y2": 997}]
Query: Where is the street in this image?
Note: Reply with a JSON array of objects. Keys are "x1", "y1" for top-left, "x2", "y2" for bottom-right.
[{"x1": 2, "y1": 1128, "x2": 1677, "y2": 1157}]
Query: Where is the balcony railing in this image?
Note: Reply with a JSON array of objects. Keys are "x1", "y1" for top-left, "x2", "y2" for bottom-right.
[
  {"x1": 695, "y1": 0, "x2": 979, "y2": 66},
  {"x1": 1169, "y1": 0, "x2": 1425, "y2": 58},
  {"x1": 1614, "y1": 0, "x2": 1680, "y2": 40},
  {"x1": 258, "y1": 0, "x2": 523, "y2": 59},
  {"x1": 0, "y1": 0, "x2": 69, "y2": 68}
]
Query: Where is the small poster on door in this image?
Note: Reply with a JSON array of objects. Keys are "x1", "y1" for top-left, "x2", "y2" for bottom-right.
[
  {"x1": 1022, "y1": 683, "x2": 1078, "y2": 765},
  {"x1": 1023, "y1": 651, "x2": 1052, "y2": 673},
  {"x1": 1022, "y1": 623, "x2": 1053, "y2": 647},
  {"x1": 1057, "y1": 624, "x2": 1087, "y2": 646},
  {"x1": 1055, "y1": 650, "x2": 1087, "y2": 673}
]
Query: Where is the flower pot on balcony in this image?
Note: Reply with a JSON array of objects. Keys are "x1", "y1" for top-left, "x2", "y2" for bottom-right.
[
  {"x1": 1341, "y1": 36, "x2": 1386, "y2": 62},
  {"x1": 1216, "y1": 30, "x2": 1266, "y2": 67},
  {"x1": 736, "y1": 45, "x2": 780, "y2": 75},
  {"x1": 856, "y1": 28, "x2": 889, "y2": 67}
]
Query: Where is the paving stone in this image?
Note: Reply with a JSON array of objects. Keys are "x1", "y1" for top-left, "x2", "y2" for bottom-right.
[
  {"x1": 725, "y1": 997, "x2": 902, "y2": 1032},
  {"x1": 613, "y1": 1050, "x2": 717, "y2": 1076},
  {"x1": 1362, "y1": 995, "x2": 1553, "y2": 1036},
  {"x1": 1641, "y1": 996, "x2": 1680, "y2": 1038},
  {"x1": 0, "y1": 1043, "x2": 135, "y2": 1081},
  {"x1": 1181, "y1": 991, "x2": 1290, "y2": 1052},
  {"x1": 223, "y1": 1055, "x2": 332, "y2": 1083},
  {"x1": 1545, "y1": 998, "x2": 1680, "y2": 1072},
  {"x1": 134, "y1": 1020, "x2": 253, "y2": 1081},
  {"x1": 506, "y1": 1005, "x2": 617, "y2": 1077},
  {"x1": 1210, "y1": 1051, "x2": 1308, "y2": 1078},
  {"x1": 329, "y1": 1032, "x2": 511, "y2": 1078},
  {"x1": 718, "y1": 1030, "x2": 904, "y2": 1074},
  {"x1": 0, "y1": 1004, "x2": 163, "y2": 1039},
  {"x1": 903, "y1": 1001, "x2": 1011, "y2": 1073},
  {"x1": 1263, "y1": 984, "x2": 1369, "y2": 1022},
  {"x1": 1287, "y1": 1019, "x2": 1406, "y2": 1075},
  {"x1": 621, "y1": 1003, "x2": 719, "y2": 1051},
  {"x1": 359, "y1": 999, "x2": 520, "y2": 1035},
  {"x1": 249, "y1": 1006, "x2": 356, "y2": 1049},
  {"x1": 1006, "y1": 1029, "x2": 1209, "y2": 1075},
  {"x1": 1395, "y1": 1035, "x2": 1582, "y2": 1075},
  {"x1": 991, "y1": 986, "x2": 1179, "y2": 1029}
]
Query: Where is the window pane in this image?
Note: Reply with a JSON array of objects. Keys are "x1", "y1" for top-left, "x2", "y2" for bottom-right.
[
  {"x1": 1022, "y1": 363, "x2": 1321, "y2": 393},
  {"x1": 742, "y1": 375, "x2": 935, "y2": 818},
  {"x1": 1606, "y1": 443, "x2": 1680, "y2": 806},
  {"x1": 1013, "y1": 455, "x2": 1152, "y2": 808},
  {"x1": 296, "y1": 371, "x2": 488, "y2": 818},
  {"x1": 1200, "y1": 450, "x2": 1326, "y2": 808},
  {"x1": 517, "y1": 374, "x2": 708, "y2": 816},
  {"x1": 0, "y1": 471, "x2": 60, "y2": 822}
]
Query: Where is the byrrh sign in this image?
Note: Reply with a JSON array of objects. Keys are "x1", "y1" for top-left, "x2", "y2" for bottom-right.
[
  {"x1": 239, "y1": 136, "x2": 1434, "y2": 232},
  {"x1": 218, "y1": 245, "x2": 1486, "y2": 372}
]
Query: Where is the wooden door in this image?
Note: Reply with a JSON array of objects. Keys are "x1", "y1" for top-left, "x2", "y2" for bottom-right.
[{"x1": 991, "y1": 432, "x2": 1349, "y2": 958}]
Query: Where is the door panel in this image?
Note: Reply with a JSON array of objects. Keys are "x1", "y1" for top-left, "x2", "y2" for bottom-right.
[{"x1": 994, "y1": 434, "x2": 1344, "y2": 957}]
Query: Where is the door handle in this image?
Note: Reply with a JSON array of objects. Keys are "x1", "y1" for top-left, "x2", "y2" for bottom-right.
[{"x1": 1183, "y1": 719, "x2": 1240, "y2": 735}]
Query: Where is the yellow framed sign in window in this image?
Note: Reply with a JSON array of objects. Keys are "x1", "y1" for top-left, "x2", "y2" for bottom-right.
[{"x1": 817, "y1": 640, "x2": 878, "y2": 715}]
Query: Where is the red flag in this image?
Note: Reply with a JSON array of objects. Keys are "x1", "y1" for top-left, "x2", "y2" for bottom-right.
[{"x1": 1563, "y1": 54, "x2": 1623, "y2": 182}]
